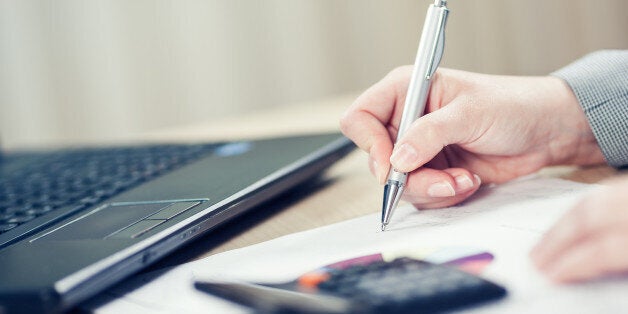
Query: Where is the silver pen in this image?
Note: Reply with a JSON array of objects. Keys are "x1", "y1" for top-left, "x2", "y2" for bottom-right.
[{"x1": 381, "y1": 0, "x2": 449, "y2": 231}]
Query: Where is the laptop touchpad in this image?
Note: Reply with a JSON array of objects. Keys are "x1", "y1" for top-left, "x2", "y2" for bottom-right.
[{"x1": 34, "y1": 200, "x2": 203, "y2": 241}]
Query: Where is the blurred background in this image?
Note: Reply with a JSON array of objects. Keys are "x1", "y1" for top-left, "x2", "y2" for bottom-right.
[{"x1": 1, "y1": 0, "x2": 627, "y2": 148}]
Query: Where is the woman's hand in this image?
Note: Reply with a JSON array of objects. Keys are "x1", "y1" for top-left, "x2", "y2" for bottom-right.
[
  {"x1": 531, "y1": 176, "x2": 628, "y2": 283},
  {"x1": 340, "y1": 67, "x2": 603, "y2": 209}
]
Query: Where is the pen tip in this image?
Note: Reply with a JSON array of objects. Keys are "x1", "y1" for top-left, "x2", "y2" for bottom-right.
[{"x1": 381, "y1": 224, "x2": 386, "y2": 232}]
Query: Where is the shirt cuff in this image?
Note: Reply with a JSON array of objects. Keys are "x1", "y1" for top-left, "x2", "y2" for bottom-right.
[{"x1": 551, "y1": 50, "x2": 628, "y2": 168}]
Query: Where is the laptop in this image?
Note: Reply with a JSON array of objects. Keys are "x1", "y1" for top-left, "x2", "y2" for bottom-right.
[{"x1": 0, "y1": 132, "x2": 354, "y2": 313}]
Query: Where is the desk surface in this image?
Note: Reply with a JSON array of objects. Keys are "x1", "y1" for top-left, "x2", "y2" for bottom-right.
[{"x1": 142, "y1": 94, "x2": 618, "y2": 267}]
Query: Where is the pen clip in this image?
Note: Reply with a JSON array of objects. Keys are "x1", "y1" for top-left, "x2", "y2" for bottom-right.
[{"x1": 425, "y1": 6, "x2": 449, "y2": 80}]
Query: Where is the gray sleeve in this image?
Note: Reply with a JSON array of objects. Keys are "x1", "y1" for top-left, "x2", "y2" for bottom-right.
[{"x1": 551, "y1": 50, "x2": 628, "y2": 168}]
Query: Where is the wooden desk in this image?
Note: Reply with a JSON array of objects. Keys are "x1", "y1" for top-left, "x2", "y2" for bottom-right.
[{"x1": 144, "y1": 94, "x2": 618, "y2": 268}]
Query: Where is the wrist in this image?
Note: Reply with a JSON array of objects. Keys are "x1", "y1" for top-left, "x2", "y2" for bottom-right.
[{"x1": 545, "y1": 76, "x2": 605, "y2": 166}]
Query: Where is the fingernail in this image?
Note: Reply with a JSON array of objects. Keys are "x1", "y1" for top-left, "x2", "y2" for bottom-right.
[
  {"x1": 390, "y1": 143, "x2": 418, "y2": 170},
  {"x1": 454, "y1": 175, "x2": 474, "y2": 191},
  {"x1": 369, "y1": 158, "x2": 387, "y2": 184},
  {"x1": 427, "y1": 181, "x2": 456, "y2": 197},
  {"x1": 473, "y1": 174, "x2": 481, "y2": 185},
  {"x1": 368, "y1": 156, "x2": 378, "y2": 177},
  {"x1": 377, "y1": 167, "x2": 388, "y2": 185}
]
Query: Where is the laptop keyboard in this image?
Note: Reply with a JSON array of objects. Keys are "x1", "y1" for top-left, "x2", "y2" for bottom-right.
[{"x1": 0, "y1": 143, "x2": 221, "y2": 235}]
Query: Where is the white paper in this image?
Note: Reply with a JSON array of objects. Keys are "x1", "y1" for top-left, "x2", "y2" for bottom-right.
[{"x1": 84, "y1": 178, "x2": 628, "y2": 313}]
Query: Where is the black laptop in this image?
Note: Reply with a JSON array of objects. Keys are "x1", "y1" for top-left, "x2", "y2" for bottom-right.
[{"x1": 0, "y1": 132, "x2": 354, "y2": 313}]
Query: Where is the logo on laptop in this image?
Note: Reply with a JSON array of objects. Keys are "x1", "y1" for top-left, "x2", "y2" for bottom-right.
[{"x1": 214, "y1": 142, "x2": 253, "y2": 157}]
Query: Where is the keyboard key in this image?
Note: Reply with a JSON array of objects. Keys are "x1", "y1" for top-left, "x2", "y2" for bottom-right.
[
  {"x1": 4, "y1": 214, "x2": 36, "y2": 224},
  {"x1": 24, "y1": 205, "x2": 54, "y2": 216},
  {"x1": 0, "y1": 223, "x2": 18, "y2": 233}
]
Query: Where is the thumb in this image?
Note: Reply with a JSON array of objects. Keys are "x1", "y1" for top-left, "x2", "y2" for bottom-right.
[{"x1": 389, "y1": 102, "x2": 476, "y2": 172}]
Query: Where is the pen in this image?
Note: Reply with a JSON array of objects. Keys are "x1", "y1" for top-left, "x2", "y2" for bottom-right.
[{"x1": 381, "y1": 0, "x2": 449, "y2": 231}]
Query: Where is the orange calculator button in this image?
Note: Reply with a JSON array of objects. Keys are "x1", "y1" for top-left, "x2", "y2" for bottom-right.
[{"x1": 298, "y1": 271, "x2": 330, "y2": 288}]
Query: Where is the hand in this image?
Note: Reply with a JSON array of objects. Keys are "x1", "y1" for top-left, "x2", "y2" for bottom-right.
[
  {"x1": 530, "y1": 176, "x2": 628, "y2": 283},
  {"x1": 340, "y1": 67, "x2": 604, "y2": 208}
]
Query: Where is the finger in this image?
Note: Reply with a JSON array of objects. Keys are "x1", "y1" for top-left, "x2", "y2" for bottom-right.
[
  {"x1": 529, "y1": 195, "x2": 597, "y2": 269},
  {"x1": 541, "y1": 230, "x2": 628, "y2": 283},
  {"x1": 367, "y1": 144, "x2": 392, "y2": 184},
  {"x1": 340, "y1": 66, "x2": 411, "y2": 152},
  {"x1": 341, "y1": 108, "x2": 393, "y2": 159},
  {"x1": 389, "y1": 99, "x2": 482, "y2": 172},
  {"x1": 530, "y1": 188, "x2": 628, "y2": 270},
  {"x1": 340, "y1": 67, "x2": 411, "y2": 181},
  {"x1": 402, "y1": 167, "x2": 481, "y2": 209}
]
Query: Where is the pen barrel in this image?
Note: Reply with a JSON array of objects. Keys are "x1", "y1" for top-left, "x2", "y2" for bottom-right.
[{"x1": 396, "y1": 3, "x2": 448, "y2": 141}]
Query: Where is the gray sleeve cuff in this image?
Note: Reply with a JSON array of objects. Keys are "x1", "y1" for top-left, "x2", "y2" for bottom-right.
[{"x1": 551, "y1": 50, "x2": 628, "y2": 168}]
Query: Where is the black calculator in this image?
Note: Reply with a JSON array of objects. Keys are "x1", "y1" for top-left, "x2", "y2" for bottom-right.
[
  {"x1": 311, "y1": 257, "x2": 506, "y2": 313},
  {"x1": 195, "y1": 257, "x2": 507, "y2": 314}
]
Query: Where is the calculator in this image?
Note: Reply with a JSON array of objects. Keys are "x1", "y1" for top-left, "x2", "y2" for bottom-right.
[
  {"x1": 300, "y1": 257, "x2": 506, "y2": 313},
  {"x1": 195, "y1": 257, "x2": 507, "y2": 313}
]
